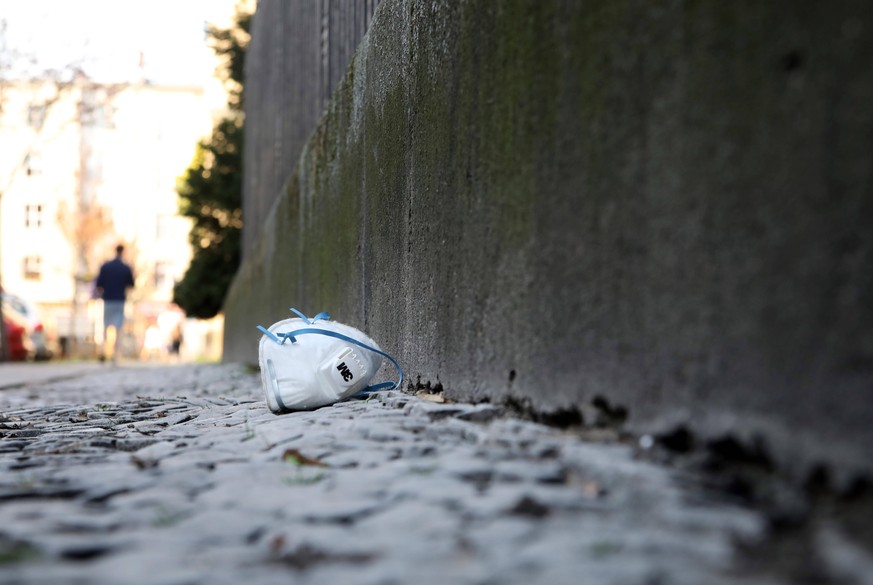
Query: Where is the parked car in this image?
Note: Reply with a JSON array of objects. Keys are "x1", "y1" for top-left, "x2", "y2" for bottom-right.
[
  {"x1": 1, "y1": 292, "x2": 57, "y2": 360},
  {"x1": 1, "y1": 304, "x2": 35, "y2": 361}
]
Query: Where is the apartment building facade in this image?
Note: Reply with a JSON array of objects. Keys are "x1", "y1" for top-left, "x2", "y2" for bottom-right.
[{"x1": 0, "y1": 76, "x2": 223, "y2": 358}]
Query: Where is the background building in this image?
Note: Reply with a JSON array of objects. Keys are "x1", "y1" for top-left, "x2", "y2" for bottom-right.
[
  {"x1": 0, "y1": 0, "x2": 243, "y2": 362},
  {"x1": 0, "y1": 76, "x2": 225, "y2": 360}
]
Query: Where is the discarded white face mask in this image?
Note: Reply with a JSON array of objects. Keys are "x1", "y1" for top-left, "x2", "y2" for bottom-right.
[{"x1": 257, "y1": 308, "x2": 403, "y2": 413}]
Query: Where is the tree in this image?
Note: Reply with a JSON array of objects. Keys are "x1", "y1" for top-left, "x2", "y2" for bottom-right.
[{"x1": 173, "y1": 4, "x2": 251, "y2": 319}]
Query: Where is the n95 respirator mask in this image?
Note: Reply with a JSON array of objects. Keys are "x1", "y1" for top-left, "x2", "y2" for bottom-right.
[{"x1": 257, "y1": 308, "x2": 403, "y2": 413}]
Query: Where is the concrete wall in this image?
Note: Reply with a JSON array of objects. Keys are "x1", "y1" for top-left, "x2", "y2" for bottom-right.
[
  {"x1": 243, "y1": 0, "x2": 379, "y2": 258},
  {"x1": 225, "y1": 0, "x2": 873, "y2": 482}
]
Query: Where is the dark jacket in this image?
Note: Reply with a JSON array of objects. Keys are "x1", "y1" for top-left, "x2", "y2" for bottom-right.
[{"x1": 96, "y1": 258, "x2": 134, "y2": 301}]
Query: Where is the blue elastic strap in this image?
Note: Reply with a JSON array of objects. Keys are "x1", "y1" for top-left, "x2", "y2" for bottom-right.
[
  {"x1": 288, "y1": 308, "x2": 331, "y2": 324},
  {"x1": 256, "y1": 324, "x2": 403, "y2": 394}
]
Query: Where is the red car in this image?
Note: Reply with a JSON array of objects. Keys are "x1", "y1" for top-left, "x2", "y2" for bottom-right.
[
  {"x1": 1, "y1": 292, "x2": 57, "y2": 360},
  {"x1": 1, "y1": 305, "x2": 35, "y2": 361}
]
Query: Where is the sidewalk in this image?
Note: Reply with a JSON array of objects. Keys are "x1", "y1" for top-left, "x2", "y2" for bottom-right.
[
  {"x1": 0, "y1": 361, "x2": 106, "y2": 390},
  {"x1": 0, "y1": 363, "x2": 870, "y2": 584}
]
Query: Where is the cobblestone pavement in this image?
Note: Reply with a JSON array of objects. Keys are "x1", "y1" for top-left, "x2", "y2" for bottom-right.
[{"x1": 0, "y1": 363, "x2": 870, "y2": 585}]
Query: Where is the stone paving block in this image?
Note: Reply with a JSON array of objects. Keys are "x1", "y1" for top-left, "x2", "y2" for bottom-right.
[{"x1": 492, "y1": 459, "x2": 567, "y2": 484}]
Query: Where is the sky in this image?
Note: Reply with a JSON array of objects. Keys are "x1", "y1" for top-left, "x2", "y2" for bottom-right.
[{"x1": 0, "y1": 0, "x2": 240, "y2": 85}]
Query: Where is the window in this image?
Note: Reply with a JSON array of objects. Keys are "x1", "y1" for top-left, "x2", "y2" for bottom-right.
[
  {"x1": 27, "y1": 103, "x2": 47, "y2": 129},
  {"x1": 154, "y1": 261, "x2": 172, "y2": 290},
  {"x1": 24, "y1": 152, "x2": 42, "y2": 176},
  {"x1": 23, "y1": 256, "x2": 42, "y2": 280},
  {"x1": 24, "y1": 204, "x2": 44, "y2": 228},
  {"x1": 82, "y1": 104, "x2": 115, "y2": 129}
]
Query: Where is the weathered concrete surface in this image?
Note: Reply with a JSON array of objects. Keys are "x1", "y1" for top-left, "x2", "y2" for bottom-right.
[
  {"x1": 224, "y1": 0, "x2": 873, "y2": 485},
  {"x1": 243, "y1": 0, "x2": 380, "y2": 258},
  {"x1": 1, "y1": 363, "x2": 872, "y2": 584}
]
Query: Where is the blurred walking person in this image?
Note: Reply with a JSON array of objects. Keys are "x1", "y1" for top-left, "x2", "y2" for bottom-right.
[
  {"x1": 169, "y1": 323, "x2": 183, "y2": 363},
  {"x1": 94, "y1": 244, "x2": 135, "y2": 363}
]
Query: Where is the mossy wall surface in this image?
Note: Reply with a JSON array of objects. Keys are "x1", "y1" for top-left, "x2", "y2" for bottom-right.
[
  {"x1": 241, "y1": 1, "x2": 380, "y2": 257},
  {"x1": 224, "y1": 0, "x2": 873, "y2": 480}
]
